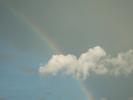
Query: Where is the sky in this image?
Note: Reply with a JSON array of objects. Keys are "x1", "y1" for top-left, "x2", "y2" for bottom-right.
[{"x1": 0, "y1": 0, "x2": 133, "y2": 100}]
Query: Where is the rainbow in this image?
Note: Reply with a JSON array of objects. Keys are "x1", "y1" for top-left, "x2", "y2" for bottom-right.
[
  {"x1": 6, "y1": 4, "x2": 95, "y2": 100},
  {"x1": 6, "y1": 4, "x2": 64, "y2": 54}
]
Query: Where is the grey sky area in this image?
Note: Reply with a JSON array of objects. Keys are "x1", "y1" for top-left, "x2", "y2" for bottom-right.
[
  {"x1": 0, "y1": 0, "x2": 133, "y2": 100},
  {"x1": 1, "y1": 0, "x2": 133, "y2": 55}
]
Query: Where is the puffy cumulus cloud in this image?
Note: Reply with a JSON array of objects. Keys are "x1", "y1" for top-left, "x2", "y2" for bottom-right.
[{"x1": 39, "y1": 46, "x2": 133, "y2": 80}]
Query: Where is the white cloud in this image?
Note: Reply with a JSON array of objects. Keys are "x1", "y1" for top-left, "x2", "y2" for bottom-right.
[
  {"x1": 128, "y1": 97, "x2": 133, "y2": 100},
  {"x1": 39, "y1": 46, "x2": 133, "y2": 80}
]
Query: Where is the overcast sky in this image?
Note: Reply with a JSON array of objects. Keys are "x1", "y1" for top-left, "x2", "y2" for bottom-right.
[{"x1": 0, "y1": 0, "x2": 133, "y2": 100}]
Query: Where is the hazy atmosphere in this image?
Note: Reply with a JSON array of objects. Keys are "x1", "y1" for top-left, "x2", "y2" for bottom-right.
[{"x1": 0, "y1": 0, "x2": 133, "y2": 100}]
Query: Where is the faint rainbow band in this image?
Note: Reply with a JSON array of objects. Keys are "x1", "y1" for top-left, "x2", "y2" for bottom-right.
[
  {"x1": 7, "y1": 5, "x2": 63, "y2": 54},
  {"x1": 7, "y1": 5, "x2": 94, "y2": 100}
]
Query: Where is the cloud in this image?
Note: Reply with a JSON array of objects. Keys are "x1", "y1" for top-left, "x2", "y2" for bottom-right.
[
  {"x1": 129, "y1": 97, "x2": 133, "y2": 100},
  {"x1": 39, "y1": 46, "x2": 133, "y2": 80}
]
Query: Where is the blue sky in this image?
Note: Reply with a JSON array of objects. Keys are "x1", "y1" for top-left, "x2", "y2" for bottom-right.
[
  {"x1": 0, "y1": 0, "x2": 133, "y2": 100},
  {"x1": 0, "y1": 4, "x2": 87, "y2": 100}
]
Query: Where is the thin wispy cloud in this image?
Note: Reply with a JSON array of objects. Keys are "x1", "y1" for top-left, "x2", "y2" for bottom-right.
[{"x1": 39, "y1": 46, "x2": 133, "y2": 80}]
